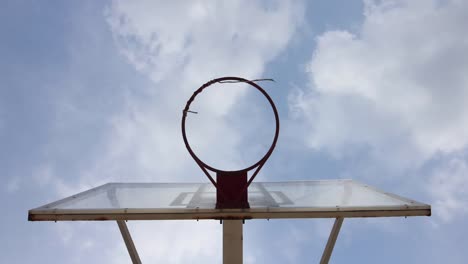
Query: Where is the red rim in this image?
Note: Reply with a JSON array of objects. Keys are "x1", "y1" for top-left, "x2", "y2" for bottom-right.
[{"x1": 181, "y1": 76, "x2": 280, "y2": 174}]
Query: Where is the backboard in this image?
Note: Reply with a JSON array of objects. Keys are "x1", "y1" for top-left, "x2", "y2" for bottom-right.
[
  {"x1": 28, "y1": 77, "x2": 432, "y2": 264},
  {"x1": 28, "y1": 179, "x2": 430, "y2": 221}
]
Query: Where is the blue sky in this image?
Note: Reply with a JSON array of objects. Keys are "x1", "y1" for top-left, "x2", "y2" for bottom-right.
[{"x1": 2, "y1": 0, "x2": 468, "y2": 263}]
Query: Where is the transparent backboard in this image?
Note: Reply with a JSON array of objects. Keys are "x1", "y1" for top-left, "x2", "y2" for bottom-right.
[{"x1": 28, "y1": 179, "x2": 431, "y2": 221}]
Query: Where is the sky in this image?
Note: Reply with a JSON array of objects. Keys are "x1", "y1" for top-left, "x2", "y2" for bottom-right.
[{"x1": 1, "y1": 0, "x2": 468, "y2": 263}]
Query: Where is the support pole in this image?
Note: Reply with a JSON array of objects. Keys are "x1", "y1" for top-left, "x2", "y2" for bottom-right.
[
  {"x1": 223, "y1": 220, "x2": 243, "y2": 264},
  {"x1": 320, "y1": 217, "x2": 344, "y2": 264},
  {"x1": 117, "y1": 220, "x2": 142, "y2": 264}
]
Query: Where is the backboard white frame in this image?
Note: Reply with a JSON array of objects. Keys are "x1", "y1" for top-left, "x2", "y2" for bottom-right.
[{"x1": 28, "y1": 180, "x2": 431, "y2": 221}]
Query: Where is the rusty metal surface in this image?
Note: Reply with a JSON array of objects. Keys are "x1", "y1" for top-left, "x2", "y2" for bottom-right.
[
  {"x1": 28, "y1": 207, "x2": 431, "y2": 221},
  {"x1": 216, "y1": 171, "x2": 249, "y2": 209}
]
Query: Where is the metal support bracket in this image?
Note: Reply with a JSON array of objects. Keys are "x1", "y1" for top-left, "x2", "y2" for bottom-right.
[
  {"x1": 320, "y1": 217, "x2": 344, "y2": 264},
  {"x1": 117, "y1": 220, "x2": 142, "y2": 264},
  {"x1": 114, "y1": 217, "x2": 342, "y2": 264}
]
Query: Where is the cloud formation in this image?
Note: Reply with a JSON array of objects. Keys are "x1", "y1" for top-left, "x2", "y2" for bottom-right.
[
  {"x1": 291, "y1": 0, "x2": 468, "y2": 219},
  {"x1": 427, "y1": 155, "x2": 468, "y2": 222},
  {"x1": 87, "y1": 0, "x2": 305, "y2": 182},
  {"x1": 106, "y1": 0, "x2": 303, "y2": 84},
  {"x1": 48, "y1": 1, "x2": 305, "y2": 263}
]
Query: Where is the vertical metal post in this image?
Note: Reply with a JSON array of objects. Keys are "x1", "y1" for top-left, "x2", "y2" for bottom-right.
[
  {"x1": 320, "y1": 217, "x2": 344, "y2": 264},
  {"x1": 117, "y1": 220, "x2": 142, "y2": 264},
  {"x1": 223, "y1": 220, "x2": 243, "y2": 264}
]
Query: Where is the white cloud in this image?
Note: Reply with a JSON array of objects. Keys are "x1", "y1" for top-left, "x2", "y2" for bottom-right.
[
  {"x1": 105, "y1": 0, "x2": 303, "y2": 85},
  {"x1": 50, "y1": 0, "x2": 304, "y2": 263},
  {"x1": 427, "y1": 156, "x2": 468, "y2": 222},
  {"x1": 82, "y1": 0, "x2": 305, "y2": 182},
  {"x1": 290, "y1": 0, "x2": 468, "y2": 220},
  {"x1": 292, "y1": 0, "x2": 468, "y2": 168},
  {"x1": 32, "y1": 163, "x2": 88, "y2": 198}
]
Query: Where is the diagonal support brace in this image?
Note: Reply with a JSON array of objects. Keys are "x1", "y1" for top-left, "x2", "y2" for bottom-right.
[
  {"x1": 117, "y1": 220, "x2": 142, "y2": 264},
  {"x1": 320, "y1": 217, "x2": 344, "y2": 264}
]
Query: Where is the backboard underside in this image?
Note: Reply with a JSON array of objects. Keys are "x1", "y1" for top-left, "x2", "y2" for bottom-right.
[{"x1": 28, "y1": 179, "x2": 431, "y2": 221}]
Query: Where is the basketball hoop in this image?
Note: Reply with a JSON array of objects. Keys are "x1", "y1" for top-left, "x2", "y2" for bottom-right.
[{"x1": 181, "y1": 76, "x2": 280, "y2": 208}]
